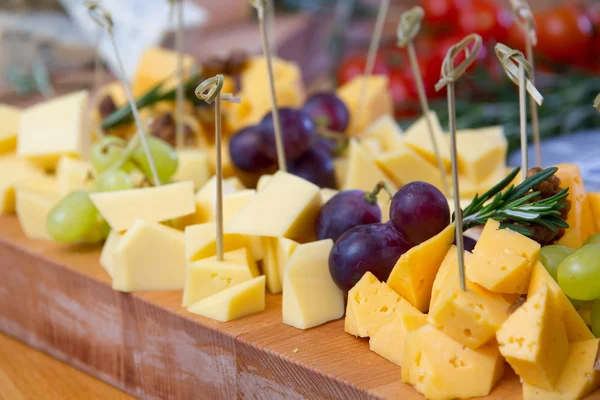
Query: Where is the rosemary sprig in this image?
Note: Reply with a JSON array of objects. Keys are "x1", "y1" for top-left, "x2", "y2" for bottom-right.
[
  {"x1": 459, "y1": 166, "x2": 569, "y2": 237},
  {"x1": 101, "y1": 73, "x2": 204, "y2": 130}
]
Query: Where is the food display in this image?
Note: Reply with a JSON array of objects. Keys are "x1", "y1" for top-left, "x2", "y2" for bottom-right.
[{"x1": 3, "y1": 1, "x2": 600, "y2": 399}]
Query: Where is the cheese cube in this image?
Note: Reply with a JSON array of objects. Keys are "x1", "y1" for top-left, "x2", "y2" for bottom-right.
[
  {"x1": 453, "y1": 126, "x2": 507, "y2": 184},
  {"x1": 282, "y1": 240, "x2": 344, "y2": 329},
  {"x1": 343, "y1": 140, "x2": 396, "y2": 204},
  {"x1": 256, "y1": 174, "x2": 272, "y2": 191},
  {"x1": 369, "y1": 298, "x2": 427, "y2": 366},
  {"x1": 588, "y1": 192, "x2": 600, "y2": 233},
  {"x1": 15, "y1": 188, "x2": 60, "y2": 240},
  {"x1": 333, "y1": 157, "x2": 348, "y2": 187},
  {"x1": 18, "y1": 90, "x2": 90, "y2": 170},
  {"x1": 528, "y1": 261, "x2": 593, "y2": 342},
  {"x1": 320, "y1": 188, "x2": 338, "y2": 203},
  {"x1": 132, "y1": 47, "x2": 197, "y2": 97},
  {"x1": 402, "y1": 325, "x2": 504, "y2": 400},
  {"x1": 430, "y1": 245, "x2": 460, "y2": 310},
  {"x1": 184, "y1": 222, "x2": 248, "y2": 263},
  {"x1": 0, "y1": 104, "x2": 20, "y2": 154},
  {"x1": 363, "y1": 114, "x2": 404, "y2": 152},
  {"x1": 276, "y1": 237, "x2": 299, "y2": 286},
  {"x1": 112, "y1": 220, "x2": 186, "y2": 292},
  {"x1": 387, "y1": 224, "x2": 455, "y2": 312},
  {"x1": 182, "y1": 248, "x2": 255, "y2": 307},
  {"x1": 0, "y1": 155, "x2": 47, "y2": 215},
  {"x1": 376, "y1": 145, "x2": 446, "y2": 192},
  {"x1": 100, "y1": 230, "x2": 123, "y2": 278},
  {"x1": 222, "y1": 190, "x2": 256, "y2": 223},
  {"x1": 175, "y1": 176, "x2": 240, "y2": 227},
  {"x1": 556, "y1": 164, "x2": 596, "y2": 248},
  {"x1": 187, "y1": 276, "x2": 266, "y2": 322},
  {"x1": 56, "y1": 156, "x2": 92, "y2": 195},
  {"x1": 402, "y1": 111, "x2": 450, "y2": 170},
  {"x1": 91, "y1": 181, "x2": 195, "y2": 232},
  {"x1": 336, "y1": 75, "x2": 393, "y2": 134},
  {"x1": 207, "y1": 140, "x2": 237, "y2": 179},
  {"x1": 226, "y1": 171, "x2": 322, "y2": 240},
  {"x1": 522, "y1": 339, "x2": 600, "y2": 400},
  {"x1": 345, "y1": 272, "x2": 401, "y2": 337},
  {"x1": 496, "y1": 285, "x2": 570, "y2": 390},
  {"x1": 172, "y1": 149, "x2": 211, "y2": 189},
  {"x1": 261, "y1": 237, "x2": 282, "y2": 294},
  {"x1": 468, "y1": 218, "x2": 540, "y2": 294},
  {"x1": 360, "y1": 138, "x2": 382, "y2": 157}
]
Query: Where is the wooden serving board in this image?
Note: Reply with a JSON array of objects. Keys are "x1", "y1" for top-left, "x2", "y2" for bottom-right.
[{"x1": 0, "y1": 215, "x2": 537, "y2": 400}]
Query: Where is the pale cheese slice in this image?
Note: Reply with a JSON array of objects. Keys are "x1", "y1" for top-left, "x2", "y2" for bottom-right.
[
  {"x1": 0, "y1": 104, "x2": 20, "y2": 154},
  {"x1": 402, "y1": 111, "x2": 450, "y2": 170},
  {"x1": 0, "y1": 154, "x2": 47, "y2": 215},
  {"x1": 56, "y1": 156, "x2": 92, "y2": 195},
  {"x1": 15, "y1": 188, "x2": 60, "y2": 240},
  {"x1": 100, "y1": 230, "x2": 124, "y2": 278},
  {"x1": 172, "y1": 149, "x2": 211, "y2": 189}
]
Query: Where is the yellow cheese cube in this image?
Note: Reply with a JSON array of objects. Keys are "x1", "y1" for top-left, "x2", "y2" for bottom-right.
[
  {"x1": 387, "y1": 224, "x2": 455, "y2": 312},
  {"x1": 345, "y1": 272, "x2": 401, "y2": 337},
  {"x1": 0, "y1": 155, "x2": 47, "y2": 215},
  {"x1": 343, "y1": 140, "x2": 396, "y2": 204},
  {"x1": 556, "y1": 164, "x2": 596, "y2": 248},
  {"x1": 320, "y1": 188, "x2": 338, "y2": 203},
  {"x1": 360, "y1": 137, "x2": 383, "y2": 157},
  {"x1": 336, "y1": 75, "x2": 393, "y2": 134},
  {"x1": 91, "y1": 181, "x2": 195, "y2": 232},
  {"x1": 222, "y1": 190, "x2": 256, "y2": 223},
  {"x1": 276, "y1": 237, "x2": 298, "y2": 286},
  {"x1": 172, "y1": 149, "x2": 211, "y2": 189},
  {"x1": 15, "y1": 188, "x2": 60, "y2": 240},
  {"x1": 18, "y1": 90, "x2": 90, "y2": 170},
  {"x1": 522, "y1": 339, "x2": 600, "y2": 400},
  {"x1": 132, "y1": 47, "x2": 197, "y2": 97},
  {"x1": 261, "y1": 237, "x2": 282, "y2": 294},
  {"x1": 496, "y1": 285, "x2": 570, "y2": 390},
  {"x1": 182, "y1": 248, "x2": 256, "y2": 307},
  {"x1": 369, "y1": 299, "x2": 427, "y2": 366},
  {"x1": 183, "y1": 222, "x2": 248, "y2": 262},
  {"x1": 55, "y1": 156, "x2": 92, "y2": 195},
  {"x1": 187, "y1": 275, "x2": 266, "y2": 322},
  {"x1": 226, "y1": 171, "x2": 322, "y2": 240},
  {"x1": 402, "y1": 111, "x2": 451, "y2": 170},
  {"x1": 588, "y1": 192, "x2": 600, "y2": 233},
  {"x1": 468, "y1": 218, "x2": 540, "y2": 294},
  {"x1": 256, "y1": 174, "x2": 272, "y2": 191},
  {"x1": 528, "y1": 261, "x2": 593, "y2": 342},
  {"x1": 430, "y1": 245, "x2": 459, "y2": 310},
  {"x1": 402, "y1": 325, "x2": 504, "y2": 400},
  {"x1": 0, "y1": 104, "x2": 20, "y2": 154},
  {"x1": 100, "y1": 230, "x2": 123, "y2": 278},
  {"x1": 333, "y1": 157, "x2": 348, "y2": 187},
  {"x1": 375, "y1": 145, "x2": 446, "y2": 192},
  {"x1": 112, "y1": 220, "x2": 186, "y2": 292},
  {"x1": 282, "y1": 240, "x2": 344, "y2": 329},
  {"x1": 453, "y1": 126, "x2": 507, "y2": 184},
  {"x1": 363, "y1": 114, "x2": 404, "y2": 152},
  {"x1": 188, "y1": 176, "x2": 239, "y2": 225}
]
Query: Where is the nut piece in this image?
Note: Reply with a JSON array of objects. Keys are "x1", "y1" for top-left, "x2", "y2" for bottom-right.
[
  {"x1": 98, "y1": 94, "x2": 117, "y2": 119},
  {"x1": 149, "y1": 112, "x2": 195, "y2": 146}
]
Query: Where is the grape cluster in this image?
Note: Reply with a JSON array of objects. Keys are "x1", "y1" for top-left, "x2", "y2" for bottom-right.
[
  {"x1": 327, "y1": 181, "x2": 450, "y2": 292},
  {"x1": 228, "y1": 92, "x2": 349, "y2": 188},
  {"x1": 47, "y1": 135, "x2": 178, "y2": 244}
]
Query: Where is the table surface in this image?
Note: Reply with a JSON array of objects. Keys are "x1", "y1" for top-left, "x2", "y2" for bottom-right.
[{"x1": 0, "y1": 333, "x2": 133, "y2": 400}]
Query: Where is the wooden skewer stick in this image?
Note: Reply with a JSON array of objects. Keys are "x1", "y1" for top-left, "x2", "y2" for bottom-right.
[
  {"x1": 435, "y1": 34, "x2": 483, "y2": 292},
  {"x1": 397, "y1": 6, "x2": 450, "y2": 196},
  {"x1": 85, "y1": 1, "x2": 161, "y2": 186},
  {"x1": 196, "y1": 75, "x2": 241, "y2": 261},
  {"x1": 175, "y1": 0, "x2": 185, "y2": 149},
  {"x1": 495, "y1": 43, "x2": 544, "y2": 182},
  {"x1": 357, "y1": 0, "x2": 390, "y2": 132},
  {"x1": 510, "y1": 0, "x2": 541, "y2": 167},
  {"x1": 251, "y1": 0, "x2": 286, "y2": 171}
]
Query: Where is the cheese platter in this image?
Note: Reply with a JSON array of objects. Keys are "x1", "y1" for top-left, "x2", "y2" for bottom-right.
[{"x1": 3, "y1": 1, "x2": 600, "y2": 399}]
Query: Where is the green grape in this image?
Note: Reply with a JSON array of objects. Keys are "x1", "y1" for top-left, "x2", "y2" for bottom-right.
[
  {"x1": 132, "y1": 136, "x2": 178, "y2": 184},
  {"x1": 584, "y1": 233, "x2": 600, "y2": 246},
  {"x1": 91, "y1": 136, "x2": 127, "y2": 173},
  {"x1": 557, "y1": 244, "x2": 600, "y2": 301},
  {"x1": 93, "y1": 168, "x2": 133, "y2": 192},
  {"x1": 539, "y1": 245, "x2": 575, "y2": 281},
  {"x1": 591, "y1": 299, "x2": 600, "y2": 337},
  {"x1": 81, "y1": 217, "x2": 110, "y2": 244},
  {"x1": 47, "y1": 191, "x2": 98, "y2": 243}
]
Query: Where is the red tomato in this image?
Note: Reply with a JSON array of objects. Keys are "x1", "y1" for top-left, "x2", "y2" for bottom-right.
[
  {"x1": 422, "y1": 0, "x2": 458, "y2": 25},
  {"x1": 457, "y1": 0, "x2": 513, "y2": 43},
  {"x1": 535, "y1": 5, "x2": 594, "y2": 63},
  {"x1": 337, "y1": 54, "x2": 389, "y2": 85},
  {"x1": 388, "y1": 70, "x2": 414, "y2": 105},
  {"x1": 401, "y1": 53, "x2": 441, "y2": 99}
]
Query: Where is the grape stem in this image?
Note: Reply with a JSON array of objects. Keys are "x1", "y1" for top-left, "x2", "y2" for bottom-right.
[{"x1": 364, "y1": 181, "x2": 395, "y2": 205}]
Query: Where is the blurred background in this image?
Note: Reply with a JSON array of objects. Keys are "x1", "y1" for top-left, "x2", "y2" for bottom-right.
[{"x1": 1, "y1": 0, "x2": 600, "y2": 158}]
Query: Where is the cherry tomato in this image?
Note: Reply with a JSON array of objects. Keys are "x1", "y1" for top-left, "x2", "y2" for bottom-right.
[
  {"x1": 422, "y1": 0, "x2": 458, "y2": 26},
  {"x1": 457, "y1": 0, "x2": 513, "y2": 43},
  {"x1": 388, "y1": 70, "x2": 414, "y2": 105},
  {"x1": 337, "y1": 54, "x2": 389, "y2": 86},
  {"x1": 535, "y1": 5, "x2": 594, "y2": 63},
  {"x1": 401, "y1": 53, "x2": 441, "y2": 99}
]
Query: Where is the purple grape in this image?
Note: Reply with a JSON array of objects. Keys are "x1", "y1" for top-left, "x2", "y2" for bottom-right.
[
  {"x1": 314, "y1": 137, "x2": 335, "y2": 155},
  {"x1": 329, "y1": 222, "x2": 412, "y2": 292},
  {"x1": 260, "y1": 108, "x2": 316, "y2": 161},
  {"x1": 316, "y1": 190, "x2": 381, "y2": 242},
  {"x1": 288, "y1": 146, "x2": 336, "y2": 189},
  {"x1": 229, "y1": 125, "x2": 274, "y2": 172},
  {"x1": 389, "y1": 181, "x2": 450, "y2": 246},
  {"x1": 453, "y1": 235, "x2": 477, "y2": 252},
  {"x1": 303, "y1": 92, "x2": 350, "y2": 133}
]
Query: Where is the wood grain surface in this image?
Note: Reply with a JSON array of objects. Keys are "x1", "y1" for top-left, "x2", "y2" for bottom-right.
[{"x1": 2, "y1": 214, "x2": 589, "y2": 400}]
